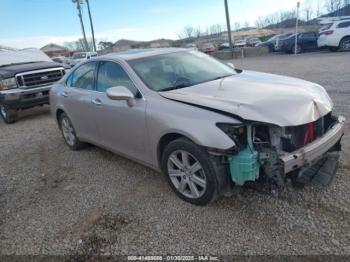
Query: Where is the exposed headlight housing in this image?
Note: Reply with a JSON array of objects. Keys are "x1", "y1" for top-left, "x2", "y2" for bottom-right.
[
  {"x1": 0, "y1": 77, "x2": 17, "y2": 90},
  {"x1": 217, "y1": 123, "x2": 247, "y2": 149}
]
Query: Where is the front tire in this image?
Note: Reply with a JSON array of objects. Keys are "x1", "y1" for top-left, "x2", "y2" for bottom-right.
[
  {"x1": 0, "y1": 104, "x2": 18, "y2": 124},
  {"x1": 59, "y1": 113, "x2": 86, "y2": 150},
  {"x1": 161, "y1": 138, "x2": 219, "y2": 205}
]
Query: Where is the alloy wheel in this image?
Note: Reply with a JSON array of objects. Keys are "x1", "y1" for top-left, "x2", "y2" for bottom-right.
[
  {"x1": 167, "y1": 150, "x2": 207, "y2": 199},
  {"x1": 61, "y1": 117, "x2": 76, "y2": 146},
  {"x1": 340, "y1": 38, "x2": 350, "y2": 51}
]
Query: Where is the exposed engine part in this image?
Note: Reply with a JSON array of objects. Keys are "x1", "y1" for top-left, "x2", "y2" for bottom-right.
[
  {"x1": 229, "y1": 125, "x2": 260, "y2": 186},
  {"x1": 226, "y1": 114, "x2": 341, "y2": 192},
  {"x1": 259, "y1": 147, "x2": 285, "y2": 188},
  {"x1": 281, "y1": 113, "x2": 336, "y2": 152}
]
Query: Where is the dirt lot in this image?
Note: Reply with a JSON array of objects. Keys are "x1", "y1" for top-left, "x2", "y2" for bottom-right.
[{"x1": 0, "y1": 51, "x2": 349, "y2": 257}]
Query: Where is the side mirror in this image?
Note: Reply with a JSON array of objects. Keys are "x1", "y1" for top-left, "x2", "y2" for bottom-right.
[
  {"x1": 106, "y1": 86, "x2": 136, "y2": 107},
  {"x1": 227, "y1": 62, "x2": 235, "y2": 68}
]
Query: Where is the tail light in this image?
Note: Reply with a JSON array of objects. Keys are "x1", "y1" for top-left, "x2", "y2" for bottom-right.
[{"x1": 322, "y1": 30, "x2": 334, "y2": 36}]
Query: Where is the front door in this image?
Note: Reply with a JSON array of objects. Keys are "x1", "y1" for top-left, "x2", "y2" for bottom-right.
[
  {"x1": 62, "y1": 62, "x2": 98, "y2": 142},
  {"x1": 90, "y1": 61, "x2": 149, "y2": 163}
]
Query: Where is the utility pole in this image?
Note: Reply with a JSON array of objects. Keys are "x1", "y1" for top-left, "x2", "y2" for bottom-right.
[
  {"x1": 224, "y1": 0, "x2": 234, "y2": 57},
  {"x1": 294, "y1": 1, "x2": 300, "y2": 55},
  {"x1": 85, "y1": 0, "x2": 97, "y2": 52},
  {"x1": 73, "y1": 0, "x2": 89, "y2": 51}
]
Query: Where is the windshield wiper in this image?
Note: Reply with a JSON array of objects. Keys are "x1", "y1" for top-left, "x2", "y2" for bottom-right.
[
  {"x1": 211, "y1": 74, "x2": 234, "y2": 81},
  {"x1": 161, "y1": 83, "x2": 191, "y2": 92}
]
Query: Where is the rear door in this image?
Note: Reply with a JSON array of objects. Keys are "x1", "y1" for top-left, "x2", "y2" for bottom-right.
[
  {"x1": 90, "y1": 60, "x2": 149, "y2": 163},
  {"x1": 62, "y1": 61, "x2": 98, "y2": 142},
  {"x1": 335, "y1": 21, "x2": 350, "y2": 44}
]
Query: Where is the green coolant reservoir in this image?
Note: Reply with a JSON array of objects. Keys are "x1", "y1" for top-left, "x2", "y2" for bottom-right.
[{"x1": 229, "y1": 147, "x2": 260, "y2": 186}]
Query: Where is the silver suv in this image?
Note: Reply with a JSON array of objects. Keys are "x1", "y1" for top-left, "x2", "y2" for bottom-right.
[{"x1": 50, "y1": 48, "x2": 345, "y2": 205}]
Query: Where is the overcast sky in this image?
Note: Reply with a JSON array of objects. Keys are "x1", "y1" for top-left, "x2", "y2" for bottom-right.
[{"x1": 0, "y1": 0, "x2": 322, "y2": 49}]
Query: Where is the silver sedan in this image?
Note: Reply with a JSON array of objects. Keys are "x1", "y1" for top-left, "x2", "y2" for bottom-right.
[{"x1": 50, "y1": 48, "x2": 344, "y2": 205}]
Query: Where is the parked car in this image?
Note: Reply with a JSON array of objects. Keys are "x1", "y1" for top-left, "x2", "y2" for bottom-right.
[
  {"x1": 200, "y1": 43, "x2": 216, "y2": 54},
  {"x1": 257, "y1": 37, "x2": 276, "y2": 52},
  {"x1": 184, "y1": 43, "x2": 198, "y2": 50},
  {"x1": 50, "y1": 48, "x2": 345, "y2": 205},
  {"x1": 318, "y1": 19, "x2": 350, "y2": 51},
  {"x1": 69, "y1": 51, "x2": 98, "y2": 67},
  {"x1": 52, "y1": 56, "x2": 71, "y2": 68},
  {"x1": 233, "y1": 39, "x2": 246, "y2": 48},
  {"x1": 278, "y1": 32, "x2": 318, "y2": 53},
  {"x1": 0, "y1": 49, "x2": 66, "y2": 123},
  {"x1": 274, "y1": 33, "x2": 293, "y2": 51},
  {"x1": 257, "y1": 33, "x2": 293, "y2": 52},
  {"x1": 218, "y1": 42, "x2": 230, "y2": 50},
  {"x1": 246, "y1": 37, "x2": 262, "y2": 47}
]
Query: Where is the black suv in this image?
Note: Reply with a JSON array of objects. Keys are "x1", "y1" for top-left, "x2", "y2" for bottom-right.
[
  {"x1": 278, "y1": 32, "x2": 318, "y2": 54},
  {"x1": 0, "y1": 51, "x2": 66, "y2": 123}
]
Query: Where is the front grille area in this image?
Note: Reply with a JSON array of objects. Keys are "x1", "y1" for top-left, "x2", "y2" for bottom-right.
[
  {"x1": 282, "y1": 113, "x2": 335, "y2": 152},
  {"x1": 16, "y1": 68, "x2": 65, "y2": 88}
]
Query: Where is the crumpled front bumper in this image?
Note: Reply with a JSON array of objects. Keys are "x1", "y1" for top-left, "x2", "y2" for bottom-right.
[{"x1": 280, "y1": 116, "x2": 345, "y2": 174}]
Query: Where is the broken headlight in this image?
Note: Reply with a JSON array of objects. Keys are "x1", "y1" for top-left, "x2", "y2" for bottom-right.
[
  {"x1": 0, "y1": 77, "x2": 17, "y2": 90},
  {"x1": 216, "y1": 123, "x2": 247, "y2": 148}
]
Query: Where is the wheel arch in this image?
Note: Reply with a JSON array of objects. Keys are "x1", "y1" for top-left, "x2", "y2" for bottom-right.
[
  {"x1": 157, "y1": 132, "x2": 196, "y2": 168},
  {"x1": 339, "y1": 35, "x2": 350, "y2": 44},
  {"x1": 56, "y1": 108, "x2": 65, "y2": 127}
]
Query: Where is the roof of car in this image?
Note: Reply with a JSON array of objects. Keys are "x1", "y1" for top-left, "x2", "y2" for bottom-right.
[{"x1": 101, "y1": 48, "x2": 188, "y2": 61}]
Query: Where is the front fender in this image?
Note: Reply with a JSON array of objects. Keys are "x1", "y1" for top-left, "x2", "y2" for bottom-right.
[{"x1": 147, "y1": 96, "x2": 241, "y2": 168}]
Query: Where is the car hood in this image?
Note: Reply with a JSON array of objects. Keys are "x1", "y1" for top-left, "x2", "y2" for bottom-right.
[{"x1": 159, "y1": 71, "x2": 333, "y2": 127}]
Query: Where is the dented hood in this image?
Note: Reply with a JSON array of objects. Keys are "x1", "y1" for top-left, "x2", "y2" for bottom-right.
[{"x1": 159, "y1": 71, "x2": 333, "y2": 127}]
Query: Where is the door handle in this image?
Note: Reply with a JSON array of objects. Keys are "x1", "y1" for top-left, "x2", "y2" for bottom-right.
[
  {"x1": 92, "y1": 98, "x2": 102, "y2": 106},
  {"x1": 61, "y1": 91, "x2": 69, "y2": 97}
]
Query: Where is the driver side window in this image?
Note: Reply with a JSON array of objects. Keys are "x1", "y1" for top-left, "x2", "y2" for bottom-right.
[{"x1": 96, "y1": 61, "x2": 138, "y2": 96}]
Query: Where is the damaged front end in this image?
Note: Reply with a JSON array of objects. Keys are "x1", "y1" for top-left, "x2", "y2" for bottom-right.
[{"x1": 217, "y1": 113, "x2": 345, "y2": 191}]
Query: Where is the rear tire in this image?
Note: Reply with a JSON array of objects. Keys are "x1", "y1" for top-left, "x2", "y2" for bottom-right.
[
  {"x1": 0, "y1": 104, "x2": 18, "y2": 124},
  {"x1": 161, "y1": 138, "x2": 220, "y2": 205},
  {"x1": 339, "y1": 37, "x2": 350, "y2": 51},
  {"x1": 59, "y1": 113, "x2": 86, "y2": 150}
]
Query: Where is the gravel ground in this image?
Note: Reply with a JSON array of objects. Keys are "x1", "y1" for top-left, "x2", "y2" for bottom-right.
[{"x1": 0, "y1": 51, "x2": 349, "y2": 257}]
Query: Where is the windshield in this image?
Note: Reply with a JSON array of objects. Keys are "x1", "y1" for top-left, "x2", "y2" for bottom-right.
[
  {"x1": 72, "y1": 53, "x2": 87, "y2": 59},
  {"x1": 129, "y1": 51, "x2": 236, "y2": 91}
]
